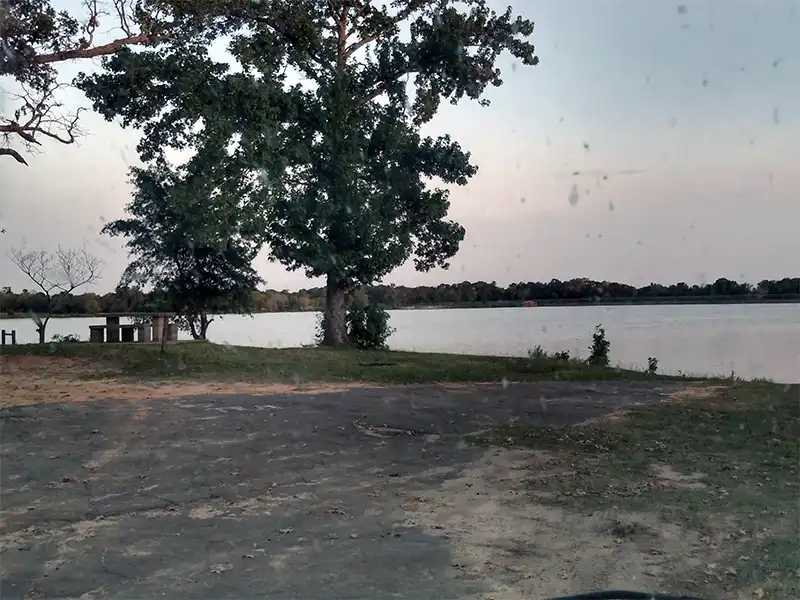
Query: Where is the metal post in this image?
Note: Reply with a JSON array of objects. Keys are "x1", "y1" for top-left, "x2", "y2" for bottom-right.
[{"x1": 1, "y1": 329, "x2": 15, "y2": 346}]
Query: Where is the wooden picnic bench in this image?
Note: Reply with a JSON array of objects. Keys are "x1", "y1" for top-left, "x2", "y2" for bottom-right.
[{"x1": 88, "y1": 313, "x2": 178, "y2": 343}]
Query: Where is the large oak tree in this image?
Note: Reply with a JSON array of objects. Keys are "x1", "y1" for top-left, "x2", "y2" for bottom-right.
[{"x1": 78, "y1": 0, "x2": 540, "y2": 345}]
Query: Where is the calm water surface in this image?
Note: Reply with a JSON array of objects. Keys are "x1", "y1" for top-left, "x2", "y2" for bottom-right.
[{"x1": 2, "y1": 304, "x2": 798, "y2": 382}]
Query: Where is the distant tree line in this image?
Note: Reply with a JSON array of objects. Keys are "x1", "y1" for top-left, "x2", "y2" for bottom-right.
[{"x1": 2, "y1": 277, "x2": 798, "y2": 317}]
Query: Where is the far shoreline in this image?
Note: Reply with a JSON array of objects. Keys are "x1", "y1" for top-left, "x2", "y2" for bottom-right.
[{"x1": 1, "y1": 296, "x2": 798, "y2": 320}]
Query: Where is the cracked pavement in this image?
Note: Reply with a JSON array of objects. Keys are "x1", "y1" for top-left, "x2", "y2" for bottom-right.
[{"x1": 0, "y1": 381, "x2": 680, "y2": 599}]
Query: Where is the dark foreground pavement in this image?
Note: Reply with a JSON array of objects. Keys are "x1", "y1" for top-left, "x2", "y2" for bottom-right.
[{"x1": 1, "y1": 381, "x2": 680, "y2": 600}]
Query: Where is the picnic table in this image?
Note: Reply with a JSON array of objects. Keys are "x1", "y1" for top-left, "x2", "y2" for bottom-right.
[{"x1": 88, "y1": 313, "x2": 178, "y2": 344}]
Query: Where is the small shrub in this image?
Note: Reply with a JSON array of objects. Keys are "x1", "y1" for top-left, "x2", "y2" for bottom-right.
[
  {"x1": 607, "y1": 518, "x2": 655, "y2": 539},
  {"x1": 346, "y1": 301, "x2": 394, "y2": 350},
  {"x1": 313, "y1": 312, "x2": 325, "y2": 346},
  {"x1": 51, "y1": 333, "x2": 81, "y2": 343},
  {"x1": 586, "y1": 324, "x2": 611, "y2": 366},
  {"x1": 646, "y1": 356, "x2": 659, "y2": 374},
  {"x1": 528, "y1": 346, "x2": 571, "y2": 361},
  {"x1": 528, "y1": 345, "x2": 548, "y2": 359}
]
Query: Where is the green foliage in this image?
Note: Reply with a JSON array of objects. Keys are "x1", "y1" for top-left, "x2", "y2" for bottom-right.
[
  {"x1": 527, "y1": 345, "x2": 548, "y2": 359},
  {"x1": 0, "y1": 0, "x2": 202, "y2": 164},
  {"x1": 313, "y1": 311, "x2": 325, "y2": 347},
  {"x1": 646, "y1": 356, "x2": 659, "y2": 374},
  {"x1": 345, "y1": 300, "x2": 395, "y2": 351},
  {"x1": 528, "y1": 345, "x2": 570, "y2": 361},
  {"x1": 0, "y1": 0, "x2": 76, "y2": 84},
  {"x1": 76, "y1": 0, "x2": 541, "y2": 345},
  {"x1": 102, "y1": 157, "x2": 266, "y2": 340},
  {"x1": 587, "y1": 324, "x2": 610, "y2": 366},
  {"x1": 315, "y1": 297, "x2": 394, "y2": 350},
  {"x1": 50, "y1": 333, "x2": 81, "y2": 343}
]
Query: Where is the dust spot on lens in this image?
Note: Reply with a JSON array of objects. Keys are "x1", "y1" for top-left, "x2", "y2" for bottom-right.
[{"x1": 568, "y1": 184, "x2": 580, "y2": 207}]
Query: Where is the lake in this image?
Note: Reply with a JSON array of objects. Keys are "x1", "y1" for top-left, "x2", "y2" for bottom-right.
[{"x1": 2, "y1": 304, "x2": 798, "y2": 383}]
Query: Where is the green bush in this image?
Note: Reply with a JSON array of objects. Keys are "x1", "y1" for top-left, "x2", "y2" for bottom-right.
[
  {"x1": 51, "y1": 333, "x2": 81, "y2": 343},
  {"x1": 527, "y1": 345, "x2": 548, "y2": 359},
  {"x1": 587, "y1": 324, "x2": 611, "y2": 366},
  {"x1": 346, "y1": 301, "x2": 394, "y2": 350},
  {"x1": 313, "y1": 312, "x2": 326, "y2": 346},
  {"x1": 647, "y1": 356, "x2": 659, "y2": 374},
  {"x1": 527, "y1": 345, "x2": 571, "y2": 361}
]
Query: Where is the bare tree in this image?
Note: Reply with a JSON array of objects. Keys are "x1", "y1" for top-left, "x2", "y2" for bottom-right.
[
  {"x1": 8, "y1": 245, "x2": 102, "y2": 342},
  {"x1": 0, "y1": 0, "x2": 176, "y2": 165}
]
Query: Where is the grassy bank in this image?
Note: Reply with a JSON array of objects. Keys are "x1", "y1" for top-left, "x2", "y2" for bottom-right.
[
  {"x1": 0, "y1": 340, "x2": 674, "y2": 385},
  {"x1": 479, "y1": 382, "x2": 800, "y2": 598}
]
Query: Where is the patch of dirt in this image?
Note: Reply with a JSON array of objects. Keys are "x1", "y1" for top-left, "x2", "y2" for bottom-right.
[
  {"x1": 0, "y1": 517, "x2": 117, "y2": 561},
  {"x1": 1, "y1": 355, "x2": 106, "y2": 374},
  {"x1": 402, "y1": 449, "x2": 711, "y2": 599},
  {"x1": 0, "y1": 355, "x2": 377, "y2": 407},
  {"x1": 188, "y1": 505, "x2": 226, "y2": 520},
  {"x1": 576, "y1": 405, "x2": 642, "y2": 427},
  {"x1": 652, "y1": 463, "x2": 708, "y2": 490},
  {"x1": 668, "y1": 384, "x2": 728, "y2": 404}
]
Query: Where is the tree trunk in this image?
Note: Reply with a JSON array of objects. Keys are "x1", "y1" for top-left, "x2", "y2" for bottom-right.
[
  {"x1": 186, "y1": 313, "x2": 212, "y2": 340},
  {"x1": 160, "y1": 317, "x2": 169, "y2": 353},
  {"x1": 37, "y1": 316, "x2": 50, "y2": 344},
  {"x1": 198, "y1": 314, "x2": 211, "y2": 340},
  {"x1": 188, "y1": 317, "x2": 200, "y2": 340},
  {"x1": 322, "y1": 274, "x2": 348, "y2": 346}
]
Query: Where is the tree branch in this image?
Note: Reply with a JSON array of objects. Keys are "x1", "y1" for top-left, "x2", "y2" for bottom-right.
[
  {"x1": 8, "y1": 248, "x2": 60, "y2": 296},
  {"x1": 248, "y1": 12, "x2": 334, "y2": 79},
  {"x1": 35, "y1": 32, "x2": 166, "y2": 65},
  {"x1": 343, "y1": 0, "x2": 427, "y2": 59},
  {"x1": 55, "y1": 246, "x2": 103, "y2": 293},
  {"x1": 7, "y1": 245, "x2": 103, "y2": 342},
  {"x1": 1, "y1": 81, "x2": 87, "y2": 156},
  {"x1": 1, "y1": 0, "x2": 173, "y2": 165},
  {"x1": 360, "y1": 67, "x2": 421, "y2": 105},
  {"x1": 0, "y1": 147, "x2": 28, "y2": 165}
]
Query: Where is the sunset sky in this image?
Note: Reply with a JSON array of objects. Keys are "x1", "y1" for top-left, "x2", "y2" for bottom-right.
[{"x1": 1, "y1": 0, "x2": 797, "y2": 293}]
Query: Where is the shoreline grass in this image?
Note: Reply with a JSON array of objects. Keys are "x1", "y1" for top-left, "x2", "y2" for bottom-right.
[{"x1": 0, "y1": 340, "x2": 686, "y2": 385}]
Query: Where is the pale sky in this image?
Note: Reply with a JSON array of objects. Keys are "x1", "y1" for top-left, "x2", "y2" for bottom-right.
[{"x1": 1, "y1": 0, "x2": 798, "y2": 293}]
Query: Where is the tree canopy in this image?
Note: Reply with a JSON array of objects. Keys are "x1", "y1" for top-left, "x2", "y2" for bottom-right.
[
  {"x1": 77, "y1": 0, "x2": 540, "y2": 344},
  {"x1": 102, "y1": 155, "x2": 266, "y2": 339},
  {"x1": 0, "y1": 0, "x2": 235, "y2": 164}
]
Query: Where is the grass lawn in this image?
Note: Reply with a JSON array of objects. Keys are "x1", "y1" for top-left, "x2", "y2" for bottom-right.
[
  {"x1": 0, "y1": 340, "x2": 677, "y2": 385},
  {"x1": 478, "y1": 382, "x2": 800, "y2": 599}
]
